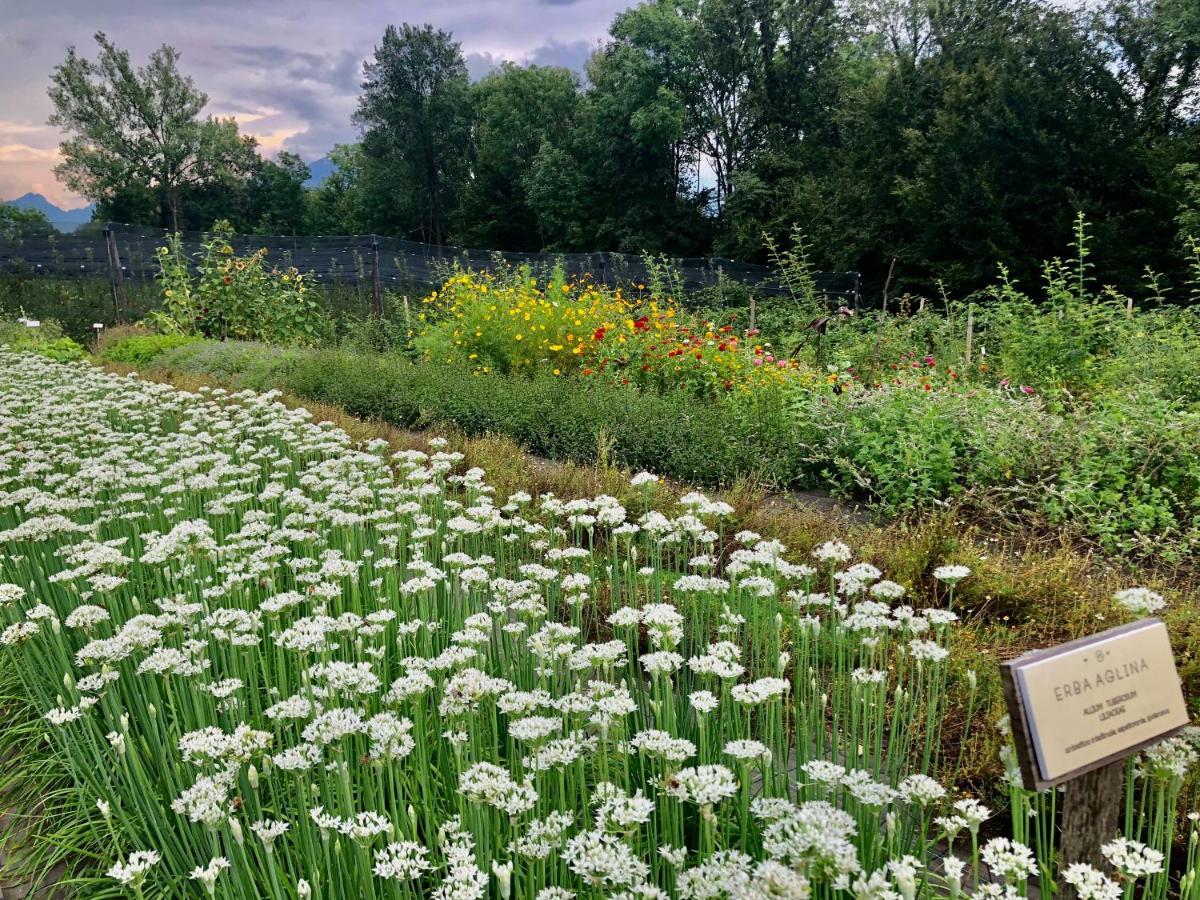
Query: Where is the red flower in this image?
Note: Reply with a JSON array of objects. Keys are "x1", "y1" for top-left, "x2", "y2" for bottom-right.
[{"x1": 593, "y1": 327, "x2": 606, "y2": 341}]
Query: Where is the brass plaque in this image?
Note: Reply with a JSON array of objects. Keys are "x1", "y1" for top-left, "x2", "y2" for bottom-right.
[{"x1": 1001, "y1": 619, "x2": 1189, "y2": 790}]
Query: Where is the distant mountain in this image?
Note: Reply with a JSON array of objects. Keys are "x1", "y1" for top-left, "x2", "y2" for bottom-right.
[
  {"x1": 4, "y1": 193, "x2": 95, "y2": 232},
  {"x1": 305, "y1": 157, "x2": 335, "y2": 188}
]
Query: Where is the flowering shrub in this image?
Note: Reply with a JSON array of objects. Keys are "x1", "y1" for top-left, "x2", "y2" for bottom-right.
[
  {"x1": 415, "y1": 270, "x2": 801, "y2": 395},
  {"x1": 0, "y1": 350, "x2": 1195, "y2": 899},
  {"x1": 153, "y1": 223, "x2": 329, "y2": 345},
  {"x1": 415, "y1": 269, "x2": 633, "y2": 375}
]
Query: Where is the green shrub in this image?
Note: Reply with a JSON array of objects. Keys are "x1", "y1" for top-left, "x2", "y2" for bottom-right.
[
  {"x1": 789, "y1": 383, "x2": 1059, "y2": 513},
  {"x1": 101, "y1": 332, "x2": 201, "y2": 366},
  {"x1": 1047, "y1": 391, "x2": 1200, "y2": 560},
  {"x1": 0, "y1": 317, "x2": 87, "y2": 362}
]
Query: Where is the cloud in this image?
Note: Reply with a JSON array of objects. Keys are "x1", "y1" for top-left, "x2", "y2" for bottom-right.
[
  {"x1": 527, "y1": 39, "x2": 595, "y2": 73},
  {"x1": 0, "y1": 0, "x2": 632, "y2": 199},
  {"x1": 465, "y1": 51, "x2": 505, "y2": 82},
  {"x1": 0, "y1": 143, "x2": 60, "y2": 162}
]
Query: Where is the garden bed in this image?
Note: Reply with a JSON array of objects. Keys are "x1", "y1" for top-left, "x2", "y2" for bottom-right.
[{"x1": 2, "y1": 349, "x2": 1196, "y2": 897}]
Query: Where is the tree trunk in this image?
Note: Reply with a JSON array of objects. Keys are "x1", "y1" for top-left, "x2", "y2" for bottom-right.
[{"x1": 166, "y1": 187, "x2": 181, "y2": 233}]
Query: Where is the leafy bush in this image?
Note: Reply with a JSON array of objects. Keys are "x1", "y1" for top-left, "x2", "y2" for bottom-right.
[
  {"x1": 100, "y1": 332, "x2": 201, "y2": 366},
  {"x1": 151, "y1": 223, "x2": 330, "y2": 345},
  {"x1": 789, "y1": 383, "x2": 1059, "y2": 513},
  {"x1": 1048, "y1": 392, "x2": 1200, "y2": 559},
  {"x1": 0, "y1": 317, "x2": 87, "y2": 362}
]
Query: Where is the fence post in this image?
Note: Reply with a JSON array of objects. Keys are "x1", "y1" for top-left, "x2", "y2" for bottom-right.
[
  {"x1": 371, "y1": 236, "x2": 384, "y2": 318},
  {"x1": 749, "y1": 295, "x2": 757, "y2": 333},
  {"x1": 965, "y1": 306, "x2": 975, "y2": 367},
  {"x1": 881, "y1": 258, "x2": 896, "y2": 314},
  {"x1": 102, "y1": 224, "x2": 126, "y2": 324}
]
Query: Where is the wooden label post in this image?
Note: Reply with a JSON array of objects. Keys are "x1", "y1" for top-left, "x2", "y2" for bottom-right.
[{"x1": 1000, "y1": 619, "x2": 1189, "y2": 884}]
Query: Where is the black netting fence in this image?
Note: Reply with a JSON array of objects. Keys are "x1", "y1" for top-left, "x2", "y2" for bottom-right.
[
  {"x1": 0, "y1": 223, "x2": 861, "y2": 339},
  {"x1": 1, "y1": 223, "x2": 860, "y2": 298}
]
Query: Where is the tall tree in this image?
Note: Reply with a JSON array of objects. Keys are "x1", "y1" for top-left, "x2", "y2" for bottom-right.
[
  {"x1": 355, "y1": 24, "x2": 473, "y2": 247},
  {"x1": 1099, "y1": 0, "x2": 1200, "y2": 137},
  {"x1": 460, "y1": 63, "x2": 580, "y2": 250},
  {"x1": 532, "y1": 43, "x2": 709, "y2": 254},
  {"x1": 306, "y1": 144, "x2": 369, "y2": 235},
  {"x1": 610, "y1": 0, "x2": 764, "y2": 214},
  {"x1": 47, "y1": 32, "x2": 258, "y2": 231},
  {"x1": 244, "y1": 152, "x2": 311, "y2": 234}
]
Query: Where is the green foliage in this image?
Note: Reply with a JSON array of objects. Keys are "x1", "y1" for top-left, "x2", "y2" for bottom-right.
[
  {"x1": 0, "y1": 318, "x2": 86, "y2": 361},
  {"x1": 47, "y1": 32, "x2": 258, "y2": 230},
  {"x1": 459, "y1": 64, "x2": 580, "y2": 250},
  {"x1": 150, "y1": 224, "x2": 330, "y2": 344},
  {"x1": 789, "y1": 383, "x2": 1059, "y2": 514},
  {"x1": 0, "y1": 204, "x2": 56, "y2": 241},
  {"x1": 99, "y1": 332, "x2": 200, "y2": 366},
  {"x1": 1047, "y1": 391, "x2": 1200, "y2": 560},
  {"x1": 355, "y1": 24, "x2": 473, "y2": 245},
  {"x1": 146, "y1": 329, "x2": 1200, "y2": 562}
]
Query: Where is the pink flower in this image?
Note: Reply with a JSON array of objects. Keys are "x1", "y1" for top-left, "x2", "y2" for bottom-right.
[
  {"x1": 752, "y1": 358, "x2": 763, "y2": 366},
  {"x1": 776, "y1": 360, "x2": 788, "y2": 368},
  {"x1": 1020, "y1": 385, "x2": 1034, "y2": 395}
]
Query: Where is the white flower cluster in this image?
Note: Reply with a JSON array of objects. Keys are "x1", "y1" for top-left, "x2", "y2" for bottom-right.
[{"x1": 0, "y1": 352, "x2": 1189, "y2": 900}]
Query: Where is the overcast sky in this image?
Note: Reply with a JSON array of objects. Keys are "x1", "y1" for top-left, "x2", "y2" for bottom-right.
[{"x1": 0, "y1": 0, "x2": 631, "y2": 207}]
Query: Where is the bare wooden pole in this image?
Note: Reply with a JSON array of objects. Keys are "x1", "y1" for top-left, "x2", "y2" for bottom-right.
[
  {"x1": 749, "y1": 295, "x2": 757, "y2": 332},
  {"x1": 881, "y1": 257, "x2": 896, "y2": 314},
  {"x1": 1126, "y1": 295, "x2": 1134, "y2": 319},
  {"x1": 370, "y1": 237, "x2": 384, "y2": 318},
  {"x1": 965, "y1": 307, "x2": 975, "y2": 366},
  {"x1": 102, "y1": 225, "x2": 126, "y2": 324}
]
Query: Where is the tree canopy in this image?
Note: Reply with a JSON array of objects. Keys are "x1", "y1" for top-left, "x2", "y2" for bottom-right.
[
  {"x1": 50, "y1": 1, "x2": 1200, "y2": 295},
  {"x1": 48, "y1": 32, "x2": 258, "y2": 231}
]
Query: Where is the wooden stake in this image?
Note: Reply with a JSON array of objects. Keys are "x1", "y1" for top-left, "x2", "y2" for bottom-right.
[
  {"x1": 370, "y1": 238, "x2": 384, "y2": 318},
  {"x1": 1059, "y1": 760, "x2": 1124, "y2": 894},
  {"x1": 102, "y1": 225, "x2": 126, "y2": 324},
  {"x1": 1126, "y1": 295, "x2": 1134, "y2": 319},
  {"x1": 881, "y1": 257, "x2": 896, "y2": 313},
  {"x1": 749, "y1": 295, "x2": 757, "y2": 332},
  {"x1": 965, "y1": 307, "x2": 974, "y2": 366}
]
